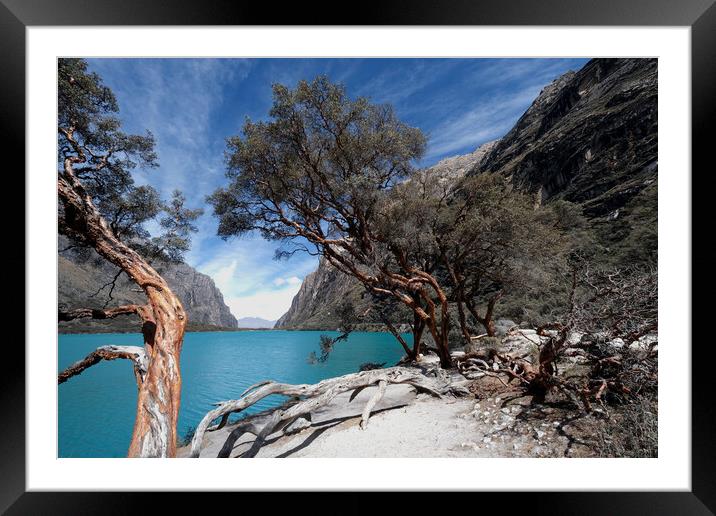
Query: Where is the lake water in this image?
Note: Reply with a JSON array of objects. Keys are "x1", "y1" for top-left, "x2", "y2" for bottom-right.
[{"x1": 58, "y1": 330, "x2": 407, "y2": 458}]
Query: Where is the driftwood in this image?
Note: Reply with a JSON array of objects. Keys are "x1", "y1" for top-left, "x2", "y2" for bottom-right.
[
  {"x1": 58, "y1": 345, "x2": 148, "y2": 386},
  {"x1": 190, "y1": 366, "x2": 466, "y2": 458}
]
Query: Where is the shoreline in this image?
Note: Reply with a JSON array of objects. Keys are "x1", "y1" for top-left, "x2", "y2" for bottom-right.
[{"x1": 179, "y1": 378, "x2": 601, "y2": 459}]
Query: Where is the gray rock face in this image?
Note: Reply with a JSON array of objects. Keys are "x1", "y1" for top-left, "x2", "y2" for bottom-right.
[
  {"x1": 474, "y1": 58, "x2": 657, "y2": 219},
  {"x1": 428, "y1": 139, "x2": 498, "y2": 180},
  {"x1": 275, "y1": 257, "x2": 366, "y2": 329},
  {"x1": 58, "y1": 237, "x2": 238, "y2": 333}
]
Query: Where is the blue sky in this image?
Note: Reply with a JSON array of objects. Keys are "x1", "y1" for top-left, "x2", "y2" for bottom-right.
[{"x1": 86, "y1": 57, "x2": 589, "y2": 321}]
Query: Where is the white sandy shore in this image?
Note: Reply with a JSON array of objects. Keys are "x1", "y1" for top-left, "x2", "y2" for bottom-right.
[{"x1": 179, "y1": 380, "x2": 591, "y2": 458}]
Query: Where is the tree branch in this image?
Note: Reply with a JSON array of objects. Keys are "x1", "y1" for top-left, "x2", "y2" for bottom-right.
[
  {"x1": 58, "y1": 345, "x2": 148, "y2": 385},
  {"x1": 58, "y1": 304, "x2": 148, "y2": 322}
]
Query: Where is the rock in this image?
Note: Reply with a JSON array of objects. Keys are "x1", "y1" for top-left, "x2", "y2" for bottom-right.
[
  {"x1": 58, "y1": 236, "x2": 238, "y2": 333},
  {"x1": 418, "y1": 354, "x2": 441, "y2": 365},
  {"x1": 494, "y1": 319, "x2": 517, "y2": 336},
  {"x1": 567, "y1": 331, "x2": 584, "y2": 345},
  {"x1": 474, "y1": 59, "x2": 657, "y2": 220},
  {"x1": 501, "y1": 332, "x2": 541, "y2": 355},
  {"x1": 629, "y1": 334, "x2": 657, "y2": 351}
]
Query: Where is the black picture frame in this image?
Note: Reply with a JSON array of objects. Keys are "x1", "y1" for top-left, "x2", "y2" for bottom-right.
[{"x1": 3, "y1": 0, "x2": 712, "y2": 513}]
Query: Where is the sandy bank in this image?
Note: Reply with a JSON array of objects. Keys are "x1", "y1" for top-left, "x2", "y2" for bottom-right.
[{"x1": 179, "y1": 378, "x2": 598, "y2": 458}]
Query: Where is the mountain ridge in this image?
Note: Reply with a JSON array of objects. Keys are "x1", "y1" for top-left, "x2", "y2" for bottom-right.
[
  {"x1": 276, "y1": 57, "x2": 658, "y2": 330},
  {"x1": 236, "y1": 317, "x2": 277, "y2": 329}
]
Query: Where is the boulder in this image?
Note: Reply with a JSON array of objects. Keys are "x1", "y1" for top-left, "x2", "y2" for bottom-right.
[{"x1": 494, "y1": 319, "x2": 517, "y2": 336}]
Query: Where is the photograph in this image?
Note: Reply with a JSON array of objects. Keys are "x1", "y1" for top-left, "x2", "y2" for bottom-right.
[{"x1": 56, "y1": 56, "x2": 659, "y2": 460}]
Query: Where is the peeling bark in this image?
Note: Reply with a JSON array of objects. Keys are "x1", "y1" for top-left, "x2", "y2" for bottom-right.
[{"x1": 58, "y1": 136, "x2": 186, "y2": 458}]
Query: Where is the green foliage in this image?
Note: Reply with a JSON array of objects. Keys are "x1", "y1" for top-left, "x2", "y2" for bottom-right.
[
  {"x1": 307, "y1": 300, "x2": 357, "y2": 364},
  {"x1": 149, "y1": 190, "x2": 204, "y2": 262},
  {"x1": 209, "y1": 75, "x2": 426, "y2": 246},
  {"x1": 58, "y1": 58, "x2": 201, "y2": 264}
]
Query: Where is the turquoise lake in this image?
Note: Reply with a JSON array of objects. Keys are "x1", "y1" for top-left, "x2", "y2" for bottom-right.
[{"x1": 58, "y1": 330, "x2": 407, "y2": 458}]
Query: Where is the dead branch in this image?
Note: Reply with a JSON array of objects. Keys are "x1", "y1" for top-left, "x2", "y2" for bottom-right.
[
  {"x1": 58, "y1": 345, "x2": 148, "y2": 385},
  {"x1": 360, "y1": 379, "x2": 387, "y2": 429},
  {"x1": 58, "y1": 304, "x2": 149, "y2": 322}
]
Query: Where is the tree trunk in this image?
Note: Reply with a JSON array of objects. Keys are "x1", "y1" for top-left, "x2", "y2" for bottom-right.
[
  {"x1": 465, "y1": 299, "x2": 496, "y2": 338},
  {"x1": 59, "y1": 160, "x2": 186, "y2": 458},
  {"x1": 483, "y1": 291, "x2": 503, "y2": 338},
  {"x1": 411, "y1": 310, "x2": 424, "y2": 358},
  {"x1": 455, "y1": 299, "x2": 473, "y2": 346}
]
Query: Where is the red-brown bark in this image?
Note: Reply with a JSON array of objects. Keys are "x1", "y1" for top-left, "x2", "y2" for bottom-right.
[{"x1": 58, "y1": 133, "x2": 186, "y2": 458}]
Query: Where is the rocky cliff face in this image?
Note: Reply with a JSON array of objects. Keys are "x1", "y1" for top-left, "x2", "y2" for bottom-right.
[
  {"x1": 277, "y1": 58, "x2": 657, "y2": 329},
  {"x1": 475, "y1": 58, "x2": 657, "y2": 219},
  {"x1": 59, "y1": 238, "x2": 238, "y2": 333},
  {"x1": 275, "y1": 258, "x2": 363, "y2": 329}
]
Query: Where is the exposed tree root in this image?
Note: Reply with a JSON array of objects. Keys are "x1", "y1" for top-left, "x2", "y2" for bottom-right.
[
  {"x1": 190, "y1": 366, "x2": 468, "y2": 458},
  {"x1": 457, "y1": 326, "x2": 657, "y2": 411}
]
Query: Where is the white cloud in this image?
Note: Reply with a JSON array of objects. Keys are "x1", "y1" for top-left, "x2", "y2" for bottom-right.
[
  {"x1": 274, "y1": 276, "x2": 301, "y2": 286},
  {"x1": 425, "y1": 86, "x2": 542, "y2": 160},
  {"x1": 225, "y1": 283, "x2": 302, "y2": 320},
  {"x1": 194, "y1": 236, "x2": 317, "y2": 320},
  {"x1": 210, "y1": 259, "x2": 238, "y2": 294}
]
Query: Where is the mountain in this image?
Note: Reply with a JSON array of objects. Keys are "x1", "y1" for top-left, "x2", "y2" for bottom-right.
[
  {"x1": 58, "y1": 236, "x2": 238, "y2": 333},
  {"x1": 475, "y1": 58, "x2": 656, "y2": 216},
  {"x1": 275, "y1": 257, "x2": 363, "y2": 330},
  {"x1": 236, "y1": 317, "x2": 277, "y2": 329},
  {"x1": 474, "y1": 57, "x2": 657, "y2": 264},
  {"x1": 276, "y1": 58, "x2": 658, "y2": 330}
]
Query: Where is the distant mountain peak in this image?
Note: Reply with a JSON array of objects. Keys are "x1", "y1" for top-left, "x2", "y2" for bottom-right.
[{"x1": 236, "y1": 317, "x2": 277, "y2": 329}]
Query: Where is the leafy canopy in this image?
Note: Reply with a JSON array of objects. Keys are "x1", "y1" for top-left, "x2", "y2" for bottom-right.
[{"x1": 210, "y1": 75, "x2": 426, "y2": 250}]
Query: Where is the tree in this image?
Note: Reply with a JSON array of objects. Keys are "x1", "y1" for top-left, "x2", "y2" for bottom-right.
[
  {"x1": 57, "y1": 58, "x2": 200, "y2": 457},
  {"x1": 440, "y1": 174, "x2": 571, "y2": 340},
  {"x1": 209, "y1": 76, "x2": 458, "y2": 364}
]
